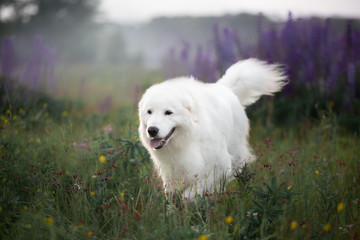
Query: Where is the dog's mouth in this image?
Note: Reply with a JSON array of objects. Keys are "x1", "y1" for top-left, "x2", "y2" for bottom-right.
[{"x1": 150, "y1": 128, "x2": 175, "y2": 150}]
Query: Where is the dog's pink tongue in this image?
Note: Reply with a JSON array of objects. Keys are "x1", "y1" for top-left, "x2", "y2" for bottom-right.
[{"x1": 150, "y1": 138, "x2": 163, "y2": 149}]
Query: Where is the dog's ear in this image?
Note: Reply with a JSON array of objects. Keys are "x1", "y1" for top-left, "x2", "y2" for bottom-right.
[
  {"x1": 183, "y1": 96, "x2": 198, "y2": 122},
  {"x1": 185, "y1": 105, "x2": 198, "y2": 122}
]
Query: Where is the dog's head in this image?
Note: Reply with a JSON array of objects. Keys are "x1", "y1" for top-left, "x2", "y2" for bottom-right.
[{"x1": 138, "y1": 79, "x2": 198, "y2": 151}]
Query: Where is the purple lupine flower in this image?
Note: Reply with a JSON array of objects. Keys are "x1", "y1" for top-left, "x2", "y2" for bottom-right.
[
  {"x1": 213, "y1": 26, "x2": 238, "y2": 74},
  {"x1": 309, "y1": 21, "x2": 322, "y2": 53},
  {"x1": 213, "y1": 22, "x2": 222, "y2": 70},
  {"x1": 280, "y1": 13, "x2": 299, "y2": 87},
  {"x1": 347, "y1": 62, "x2": 356, "y2": 98},
  {"x1": 163, "y1": 13, "x2": 360, "y2": 114},
  {"x1": 213, "y1": 23, "x2": 231, "y2": 74},
  {"x1": 281, "y1": 13, "x2": 295, "y2": 50},
  {"x1": 192, "y1": 45, "x2": 218, "y2": 83},
  {"x1": 21, "y1": 36, "x2": 43, "y2": 90},
  {"x1": 353, "y1": 31, "x2": 360, "y2": 61},
  {"x1": 20, "y1": 35, "x2": 59, "y2": 92},
  {"x1": 259, "y1": 27, "x2": 278, "y2": 62},
  {"x1": 305, "y1": 61, "x2": 315, "y2": 84},
  {"x1": 326, "y1": 63, "x2": 339, "y2": 91},
  {"x1": 345, "y1": 21, "x2": 353, "y2": 60},
  {"x1": 178, "y1": 41, "x2": 192, "y2": 76},
  {"x1": 319, "y1": 19, "x2": 332, "y2": 77},
  {"x1": 0, "y1": 37, "x2": 16, "y2": 78},
  {"x1": 222, "y1": 27, "x2": 237, "y2": 64},
  {"x1": 22, "y1": 57, "x2": 40, "y2": 90},
  {"x1": 180, "y1": 40, "x2": 191, "y2": 63}
]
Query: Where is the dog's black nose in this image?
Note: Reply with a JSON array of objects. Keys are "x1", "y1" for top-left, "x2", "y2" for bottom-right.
[{"x1": 147, "y1": 126, "x2": 159, "y2": 137}]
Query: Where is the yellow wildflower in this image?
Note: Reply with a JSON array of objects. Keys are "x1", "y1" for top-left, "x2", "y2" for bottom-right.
[
  {"x1": 323, "y1": 223, "x2": 331, "y2": 231},
  {"x1": 45, "y1": 217, "x2": 54, "y2": 225},
  {"x1": 30, "y1": 138, "x2": 34, "y2": 143},
  {"x1": 337, "y1": 202, "x2": 344, "y2": 213},
  {"x1": 62, "y1": 110, "x2": 68, "y2": 116},
  {"x1": 121, "y1": 192, "x2": 125, "y2": 197},
  {"x1": 290, "y1": 221, "x2": 298, "y2": 230},
  {"x1": 19, "y1": 108, "x2": 24, "y2": 114},
  {"x1": 199, "y1": 235, "x2": 208, "y2": 240},
  {"x1": 99, "y1": 155, "x2": 106, "y2": 163},
  {"x1": 287, "y1": 186, "x2": 293, "y2": 190},
  {"x1": 315, "y1": 170, "x2": 319, "y2": 175},
  {"x1": 23, "y1": 206, "x2": 29, "y2": 211},
  {"x1": 43, "y1": 103, "x2": 48, "y2": 108},
  {"x1": 225, "y1": 216, "x2": 234, "y2": 224},
  {"x1": 6, "y1": 109, "x2": 10, "y2": 114},
  {"x1": 88, "y1": 231, "x2": 94, "y2": 236},
  {"x1": 25, "y1": 224, "x2": 32, "y2": 229},
  {"x1": 90, "y1": 191, "x2": 95, "y2": 196},
  {"x1": 13, "y1": 115, "x2": 17, "y2": 120}
]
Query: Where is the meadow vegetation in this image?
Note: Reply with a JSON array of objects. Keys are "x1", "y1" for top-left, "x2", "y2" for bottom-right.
[
  {"x1": 0, "y1": 80, "x2": 359, "y2": 239},
  {"x1": 1, "y1": 15, "x2": 360, "y2": 240}
]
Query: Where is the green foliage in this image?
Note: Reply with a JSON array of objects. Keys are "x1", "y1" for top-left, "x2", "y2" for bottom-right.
[
  {"x1": 247, "y1": 88, "x2": 360, "y2": 133},
  {"x1": 0, "y1": 76, "x2": 359, "y2": 239},
  {"x1": 246, "y1": 177, "x2": 293, "y2": 238},
  {"x1": 0, "y1": 76, "x2": 82, "y2": 128}
]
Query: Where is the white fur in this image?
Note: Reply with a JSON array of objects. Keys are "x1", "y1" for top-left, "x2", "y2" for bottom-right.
[
  {"x1": 138, "y1": 58, "x2": 287, "y2": 200},
  {"x1": 218, "y1": 58, "x2": 287, "y2": 106}
]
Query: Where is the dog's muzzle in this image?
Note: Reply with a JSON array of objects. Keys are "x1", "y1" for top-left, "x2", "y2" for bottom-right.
[{"x1": 149, "y1": 127, "x2": 175, "y2": 149}]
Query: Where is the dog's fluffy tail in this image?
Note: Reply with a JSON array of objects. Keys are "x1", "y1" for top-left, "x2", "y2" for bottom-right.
[{"x1": 217, "y1": 58, "x2": 288, "y2": 106}]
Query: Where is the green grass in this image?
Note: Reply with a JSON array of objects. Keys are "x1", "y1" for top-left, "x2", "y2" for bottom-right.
[
  {"x1": 0, "y1": 67, "x2": 359, "y2": 239},
  {"x1": 1, "y1": 104, "x2": 359, "y2": 239},
  {"x1": 54, "y1": 63, "x2": 162, "y2": 113}
]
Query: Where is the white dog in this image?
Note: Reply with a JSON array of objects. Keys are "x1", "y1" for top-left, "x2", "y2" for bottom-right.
[{"x1": 138, "y1": 58, "x2": 287, "y2": 200}]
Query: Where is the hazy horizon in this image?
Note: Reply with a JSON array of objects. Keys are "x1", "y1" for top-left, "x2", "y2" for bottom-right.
[{"x1": 99, "y1": 0, "x2": 360, "y2": 24}]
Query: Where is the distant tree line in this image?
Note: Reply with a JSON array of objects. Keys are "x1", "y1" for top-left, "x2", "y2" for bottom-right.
[{"x1": 0, "y1": 0, "x2": 111, "y2": 63}]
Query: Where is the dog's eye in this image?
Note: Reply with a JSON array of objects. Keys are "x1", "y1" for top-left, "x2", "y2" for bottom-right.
[
  {"x1": 165, "y1": 110, "x2": 173, "y2": 115},
  {"x1": 147, "y1": 110, "x2": 152, "y2": 114}
]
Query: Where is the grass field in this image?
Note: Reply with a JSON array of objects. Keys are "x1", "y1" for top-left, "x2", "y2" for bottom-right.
[
  {"x1": 0, "y1": 64, "x2": 359, "y2": 239},
  {"x1": 54, "y1": 64, "x2": 162, "y2": 113}
]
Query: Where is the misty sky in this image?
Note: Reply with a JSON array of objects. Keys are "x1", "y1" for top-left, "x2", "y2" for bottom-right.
[{"x1": 99, "y1": 0, "x2": 360, "y2": 23}]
